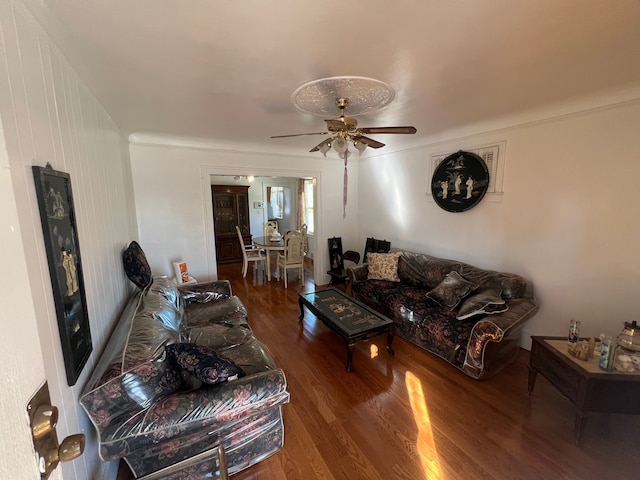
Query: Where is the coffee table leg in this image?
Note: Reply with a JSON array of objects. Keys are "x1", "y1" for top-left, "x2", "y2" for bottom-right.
[
  {"x1": 387, "y1": 328, "x2": 395, "y2": 356},
  {"x1": 346, "y1": 342, "x2": 354, "y2": 372},
  {"x1": 298, "y1": 299, "x2": 305, "y2": 322}
]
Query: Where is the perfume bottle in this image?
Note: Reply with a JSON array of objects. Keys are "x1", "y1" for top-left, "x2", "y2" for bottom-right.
[
  {"x1": 599, "y1": 336, "x2": 614, "y2": 371},
  {"x1": 568, "y1": 319, "x2": 580, "y2": 344}
]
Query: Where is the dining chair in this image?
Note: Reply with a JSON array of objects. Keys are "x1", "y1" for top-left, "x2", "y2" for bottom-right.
[
  {"x1": 264, "y1": 221, "x2": 278, "y2": 238},
  {"x1": 235, "y1": 226, "x2": 264, "y2": 278},
  {"x1": 276, "y1": 230, "x2": 304, "y2": 288}
]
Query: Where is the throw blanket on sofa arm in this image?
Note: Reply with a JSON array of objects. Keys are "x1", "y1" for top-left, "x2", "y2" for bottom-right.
[{"x1": 463, "y1": 298, "x2": 538, "y2": 378}]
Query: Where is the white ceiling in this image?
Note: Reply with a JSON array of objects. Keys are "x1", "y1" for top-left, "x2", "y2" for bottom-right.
[{"x1": 23, "y1": 0, "x2": 640, "y2": 153}]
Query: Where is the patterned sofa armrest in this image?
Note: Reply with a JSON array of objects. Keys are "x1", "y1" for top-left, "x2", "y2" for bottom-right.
[
  {"x1": 178, "y1": 280, "x2": 232, "y2": 304},
  {"x1": 149, "y1": 369, "x2": 288, "y2": 429},
  {"x1": 97, "y1": 369, "x2": 290, "y2": 462},
  {"x1": 462, "y1": 298, "x2": 539, "y2": 379},
  {"x1": 346, "y1": 264, "x2": 368, "y2": 284}
]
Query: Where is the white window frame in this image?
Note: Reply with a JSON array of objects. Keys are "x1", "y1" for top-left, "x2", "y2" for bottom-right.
[
  {"x1": 427, "y1": 141, "x2": 506, "y2": 203},
  {"x1": 303, "y1": 179, "x2": 315, "y2": 235}
]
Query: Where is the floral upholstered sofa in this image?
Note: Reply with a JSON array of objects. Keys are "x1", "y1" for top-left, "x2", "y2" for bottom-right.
[
  {"x1": 347, "y1": 248, "x2": 538, "y2": 379},
  {"x1": 80, "y1": 243, "x2": 289, "y2": 478}
]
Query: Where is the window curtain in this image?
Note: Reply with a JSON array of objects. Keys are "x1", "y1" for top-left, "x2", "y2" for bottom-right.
[{"x1": 297, "y1": 178, "x2": 305, "y2": 230}]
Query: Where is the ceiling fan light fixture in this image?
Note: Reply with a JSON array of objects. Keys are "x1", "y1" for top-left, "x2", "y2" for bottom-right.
[
  {"x1": 318, "y1": 139, "x2": 332, "y2": 156},
  {"x1": 354, "y1": 140, "x2": 367, "y2": 154},
  {"x1": 338, "y1": 149, "x2": 351, "y2": 161},
  {"x1": 333, "y1": 137, "x2": 348, "y2": 154}
]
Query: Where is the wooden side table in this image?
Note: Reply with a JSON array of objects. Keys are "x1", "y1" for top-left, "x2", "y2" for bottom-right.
[{"x1": 528, "y1": 336, "x2": 640, "y2": 445}]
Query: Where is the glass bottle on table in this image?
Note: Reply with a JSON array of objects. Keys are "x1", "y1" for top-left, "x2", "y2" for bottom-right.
[{"x1": 568, "y1": 319, "x2": 580, "y2": 345}]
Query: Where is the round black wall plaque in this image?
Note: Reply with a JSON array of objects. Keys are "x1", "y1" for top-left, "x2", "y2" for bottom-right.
[{"x1": 431, "y1": 150, "x2": 489, "y2": 212}]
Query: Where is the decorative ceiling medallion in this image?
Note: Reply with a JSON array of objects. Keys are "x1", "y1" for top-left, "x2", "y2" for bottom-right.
[
  {"x1": 291, "y1": 76, "x2": 395, "y2": 117},
  {"x1": 431, "y1": 151, "x2": 490, "y2": 212}
]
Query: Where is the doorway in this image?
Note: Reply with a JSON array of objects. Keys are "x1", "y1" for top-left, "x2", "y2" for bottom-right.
[{"x1": 208, "y1": 174, "x2": 318, "y2": 277}]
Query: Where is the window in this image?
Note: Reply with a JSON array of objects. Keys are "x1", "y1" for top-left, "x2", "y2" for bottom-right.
[
  {"x1": 428, "y1": 141, "x2": 506, "y2": 202},
  {"x1": 303, "y1": 179, "x2": 315, "y2": 234}
]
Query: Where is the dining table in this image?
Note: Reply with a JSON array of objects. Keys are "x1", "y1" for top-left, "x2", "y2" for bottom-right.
[{"x1": 252, "y1": 236, "x2": 285, "y2": 280}]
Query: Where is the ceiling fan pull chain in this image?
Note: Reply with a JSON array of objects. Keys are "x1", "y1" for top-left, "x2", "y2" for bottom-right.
[{"x1": 343, "y1": 155, "x2": 348, "y2": 219}]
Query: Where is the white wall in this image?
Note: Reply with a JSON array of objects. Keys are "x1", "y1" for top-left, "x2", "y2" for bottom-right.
[
  {"x1": 129, "y1": 139, "x2": 358, "y2": 284},
  {"x1": 248, "y1": 181, "x2": 264, "y2": 236},
  {"x1": 357, "y1": 99, "x2": 640, "y2": 346},
  {"x1": 0, "y1": 3, "x2": 137, "y2": 479}
]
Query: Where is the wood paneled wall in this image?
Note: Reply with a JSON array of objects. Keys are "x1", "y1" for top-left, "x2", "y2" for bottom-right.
[{"x1": 0, "y1": 3, "x2": 137, "y2": 478}]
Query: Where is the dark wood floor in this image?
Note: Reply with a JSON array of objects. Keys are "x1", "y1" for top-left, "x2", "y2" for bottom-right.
[{"x1": 122, "y1": 260, "x2": 640, "y2": 479}]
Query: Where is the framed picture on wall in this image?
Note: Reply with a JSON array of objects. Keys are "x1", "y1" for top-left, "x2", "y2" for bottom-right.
[
  {"x1": 431, "y1": 150, "x2": 490, "y2": 212},
  {"x1": 33, "y1": 163, "x2": 92, "y2": 386}
]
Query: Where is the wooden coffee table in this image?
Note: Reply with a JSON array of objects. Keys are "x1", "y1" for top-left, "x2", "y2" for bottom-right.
[
  {"x1": 298, "y1": 288, "x2": 395, "y2": 372},
  {"x1": 528, "y1": 336, "x2": 640, "y2": 445}
]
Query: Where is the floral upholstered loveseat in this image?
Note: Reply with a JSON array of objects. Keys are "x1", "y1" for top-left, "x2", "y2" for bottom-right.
[
  {"x1": 80, "y1": 275, "x2": 289, "y2": 478},
  {"x1": 347, "y1": 248, "x2": 538, "y2": 379}
]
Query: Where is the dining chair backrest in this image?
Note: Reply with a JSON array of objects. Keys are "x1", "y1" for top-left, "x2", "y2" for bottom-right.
[
  {"x1": 236, "y1": 225, "x2": 247, "y2": 250},
  {"x1": 264, "y1": 221, "x2": 278, "y2": 238},
  {"x1": 276, "y1": 230, "x2": 304, "y2": 288},
  {"x1": 283, "y1": 231, "x2": 304, "y2": 263},
  {"x1": 236, "y1": 225, "x2": 263, "y2": 278}
]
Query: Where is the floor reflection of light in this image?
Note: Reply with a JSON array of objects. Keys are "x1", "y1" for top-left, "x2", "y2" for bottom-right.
[
  {"x1": 370, "y1": 344, "x2": 379, "y2": 358},
  {"x1": 406, "y1": 371, "x2": 442, "y2": 480}
]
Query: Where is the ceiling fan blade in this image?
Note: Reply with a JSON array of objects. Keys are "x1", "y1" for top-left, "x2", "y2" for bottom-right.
[
  {"x1": 270, "y1": 132, "x2": 330, "y2": 138},
  {"x1": 309, "y1": 137, "x2": 333, "y2": 153},
  {"x1": 355, "y1": 135, "x2": 385, "y2": 149},
  {"x1": 358, "y1": 126, "x2": 417, "y2": 135}
]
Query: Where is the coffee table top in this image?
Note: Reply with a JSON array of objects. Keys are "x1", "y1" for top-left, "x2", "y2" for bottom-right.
[{"x1": 299, "y1": 288, "x2": 393, "y2": 337}]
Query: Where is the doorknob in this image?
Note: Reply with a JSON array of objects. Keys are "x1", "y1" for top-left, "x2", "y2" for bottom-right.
[{"x1": 27, "y1": 382, "x2": 85, "y2": 479}]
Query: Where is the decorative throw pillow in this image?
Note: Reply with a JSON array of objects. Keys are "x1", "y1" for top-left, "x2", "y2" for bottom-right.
[
  {"x1": 122, "y1": 241, "x2": 152, "y2": 289},
  {"x1": 367, "y1": 252, "x2": 402, "y2": 282},
  {"x1": 165, "y1": 343, "x2": 245, "y2": 385},
  {"x1": 426, "y1": 271, "x2": 478, "y2": 309},
  {"x1": 397, "y1": 251, "x2": 463, "y2": 290},
  {"x1": 456, "y1": 288, "x2": 509, "y2": 320}
]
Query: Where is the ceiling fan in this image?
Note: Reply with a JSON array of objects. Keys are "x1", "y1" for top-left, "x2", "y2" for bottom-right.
[{"x1": 271, "y1": 98, "x2": 417, "y2": 156}]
